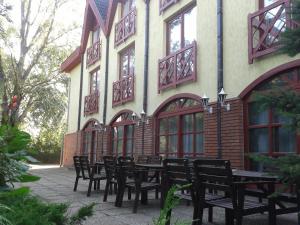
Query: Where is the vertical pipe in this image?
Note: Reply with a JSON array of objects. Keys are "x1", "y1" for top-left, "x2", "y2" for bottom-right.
[
  {"x1": 141, "y1": 0, "x2": 150, "y2": 155},
  {"x1": 77, "y1": 54, "x2": 84, "y2": 131},
  {"x1": 103, "y1": 38, "x2": 109, "y2": 125},
  {"x1": 217, "y1": 0, "x2": 223, "y2": 159}
]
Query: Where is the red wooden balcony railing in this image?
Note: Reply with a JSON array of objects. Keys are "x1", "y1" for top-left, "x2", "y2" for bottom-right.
[
  {"x1": 248, "y1": 0, "x2": 299, "y2": 64},
  {"x1": 115, "y1": 9, "x2": 136, "y2": 47},
  {"x1": 84, "y1": 91, "x2": 99, "y2": 116},
  {"x1": 159, "y1": 0, "x2": 179, "y2": 14},
  {"x1": 112, "y1": 75, "x2": 134, "y2": 106},
  {"x1": 158, "y1": 41, "x2": 197, "y2": 93},
  {"x1": 86, "y1": 40, "x2": 101, "y2": 67}
]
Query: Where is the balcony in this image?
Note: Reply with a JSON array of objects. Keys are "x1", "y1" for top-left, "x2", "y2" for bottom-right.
[
  {"x1": 159, "y1": 0, "x2": 179, "y2": 14},
  {"x1": 158, "y1": 41, "x2": 197, "y2": 93},
  {"x1": 84, "y1": 91, "x2": 99, "y2": 116},
  {"x1": 112, "y1": 75, "x2": 134, "y2": 106},
  {"x1": 115, "y1": 9, "x2": 136, "y2": 47},
  {"x1": 86, "y1": 40, "x2": 101, "y2": 67},
  {"x1": 248, "y1": 0, "x2": 299, "y2": 64}
]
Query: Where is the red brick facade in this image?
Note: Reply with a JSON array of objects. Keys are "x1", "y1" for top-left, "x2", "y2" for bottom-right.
[{"x1": 63, "y1": 131, "x2": 82, "y2": 166}]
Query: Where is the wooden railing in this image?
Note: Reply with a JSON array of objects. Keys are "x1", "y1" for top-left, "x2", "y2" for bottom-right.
[
  {"x1": 84, "y1": 91, "x2": 99, "y2": 116},
  {"x1": 86, "y1": 40, "x2": 101, "y2": 67},
  {"x1": 159, "y1": 0, "x2": 179, "y2": 14},
  {"x1": 112, "y1": 75, "x2": 134, "y2": 106},
  {"x1": 248, "y1": 0, "x2": 299, "y2": 64},
  {"x1": 115, "y1": 9, "x2": 136, "y2": 47},
  {"x1": 158, "y1": 41, "x2": 197, "y2": 93}
]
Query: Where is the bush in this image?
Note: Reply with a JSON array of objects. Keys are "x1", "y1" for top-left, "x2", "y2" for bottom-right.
[{"x1": 0, "y1": 187, "x2": 95, "y2": 225}]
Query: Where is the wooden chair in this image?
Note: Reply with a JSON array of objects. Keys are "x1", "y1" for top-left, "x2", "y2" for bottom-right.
[
  {"x1": 73, "y1": 156, "x2": 82, "y2": 191},
  {"x1": 115, "y1": 160, "x2": 161, "y2": 213},
  {"x1": 193, "y1": 159, "x2": 275, "y2": 225},
  {"x1": 162, "y1": 158, "x2": 215, "y2": 225},
  {"x1": 79, "y1": 155, "x2": 107, "y2": 197},
  {"x1": 103, "y1": 156, "x2": 117, "y2": 202}
]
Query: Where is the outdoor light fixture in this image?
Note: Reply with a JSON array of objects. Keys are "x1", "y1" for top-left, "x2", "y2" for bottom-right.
[
  {"x1": 95, "y1": 121, "x2": 106, "y2": 132},
  {"x1": 218, "y1": 88, "x2": 230, "y2": 111},
  {"x1": 201, "y1": 94, "x2": 213, "y2": 114},
  {"x1": 132, "y1": 110, "x2": 149, "y2": 126}
]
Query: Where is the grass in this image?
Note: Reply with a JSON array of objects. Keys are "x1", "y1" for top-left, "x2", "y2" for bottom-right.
[
  {"x1": 17, "y1": 174, "x2": 40, "y2": 183},
  {"x1": 0, "y1": 187, "x2": 95, "y2": 225}
]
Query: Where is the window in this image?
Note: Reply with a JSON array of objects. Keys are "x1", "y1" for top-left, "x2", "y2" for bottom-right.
[
  {"x1": 122, "y1": 0, "x2": 136, "y2": 17},
  {"x1": 120, "y1": 46, "x2": 135, "y2": 79},
  {"x1": 92, "y1": 27, "x2": 100, "y2": 45},
  {"x1": 157, "y1": 98, "x2": 204, "y2": 158},
  {"x1": 245, "y1": 69, "x2": 300, "y2": 170},
  {"x1": 90, "y1": 69, "x2": 100, "y2": 94},
  {"x1": 167, "y1": 6, "x2": 196, "y2": 54},
  {"x1": 82, "y1": 120, "x2": 100, "y2": 164},
  {"x1": 260, "y1": 0, "x2": 278, "y2": 8},
  {"x1": 111, "y1": 112, "x2": 135, "y2": 156}
]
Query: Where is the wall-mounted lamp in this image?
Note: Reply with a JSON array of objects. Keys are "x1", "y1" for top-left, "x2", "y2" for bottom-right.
[
  {"x1": 95, "y1": 121, "x2": 106, "y2": 132},
  {"x1": 201, "y1": 94, "x2": 213, "y2": 114},
  {"x1": 218, "y1": 88, "x2": 230, "y2": 111},
  {"x1": 132, "y1": 110, "x2": 149, "y2": 126}
]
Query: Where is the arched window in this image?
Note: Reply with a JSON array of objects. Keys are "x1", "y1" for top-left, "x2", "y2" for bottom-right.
[
  {"x1": 156, "y1": 97, "x2": 204, "y2": 158},
  {"x1": 110, "y1": 111, "x2": 135, "y2": 157},
  {"x1": 82, "y1": 120, "x2": 101, "y2": 164},
  {"x1": 245, "y1": 69, "x2": 300, "y2": 170}
]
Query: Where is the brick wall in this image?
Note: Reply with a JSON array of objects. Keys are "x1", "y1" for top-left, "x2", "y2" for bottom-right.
[
  {"x1": 204, "y1": 99, "x2": 245, "y2": 169},
  {"x1": 63, "y1": 131, "x2": 82, "y2": 167}
]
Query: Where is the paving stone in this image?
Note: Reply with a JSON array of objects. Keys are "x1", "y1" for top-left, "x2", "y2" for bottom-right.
[{"x1": 13, "y1": 165, "x2": 298, "y2": 225}]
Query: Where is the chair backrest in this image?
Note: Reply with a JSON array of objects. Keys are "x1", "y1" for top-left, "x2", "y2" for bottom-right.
[
  {"x1": 117, "y1": 160, "x2": 136, "y2": 184},
  {"x1": 136, "y1": 155, "x2": 148, "y2": 164},
  {"x1": 73, "y1": 156, "x2": 81, "y2": 176},
  {"x1": 147, "y1": 155, "x2": 162, "y2": 164},
  {"x1": 79, "y1": 155, "x2": 91, "y2": 179},
  {"x1": 103, "y1": 156, "x2": 117, "y2": 178},
  {"x1": 193, "y1": 159, "x2": 234, "y2": 199},
  {"x1": 163, "y1": 158, "x2": 191, "y2": 186},
  {"x1": 117, "y1": 156, "x2": 134, "y2": 164}
]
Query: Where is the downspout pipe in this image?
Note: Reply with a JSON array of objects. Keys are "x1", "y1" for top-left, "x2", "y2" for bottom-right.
[
  {"x1": 77, "y1": 54, "x2": 84, "y2": 131},
  {"x1": 141, "y1": 0, "x2": 150, "y2": 155},
  {"x1": 103, "y1": 37, "x2": 109, "y2": 125},
  {"x1": 217, "y1": 0, "x2": 223, "y2": 159}
]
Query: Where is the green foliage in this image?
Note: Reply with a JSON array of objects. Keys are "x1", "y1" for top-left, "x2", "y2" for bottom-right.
[
  {"x1": 153, "y1": 184, "x2": 191, "y2": 225},
  {"x1": 0, "y1": 125, "x2": 31, "y2": 186},
  {"x1": 69, "y1": 203, "x2": 95, "y2": 225},
  {"x1": 250, "y1": 154, "x2": 300, "y2": 190},
  {"x1": 0, "y1": 203, "x2": 12, "y2": 225},
  {"x1": 17, "y1": 174, "x2": 40, "y2": 183},
  {"x1": 0, "y1": 187, "x2": 95, "y2": 225},
  {"x1": 29, "y1": 123, "x2": 66, "y2": 163},
  {"x1": 280, "y1": 0, "x2": 300, "y2": 56},
  {"x1": 253, "y1": 88, "x2": 300, "y2": 132},
  {"x1": 0, "y1": 125, "x2": 31, "y2": 154}
]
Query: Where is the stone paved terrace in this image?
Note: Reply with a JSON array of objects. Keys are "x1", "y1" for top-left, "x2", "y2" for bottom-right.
[{"x1": 17, "y1": 165, "x2": 298, "y2": 225}]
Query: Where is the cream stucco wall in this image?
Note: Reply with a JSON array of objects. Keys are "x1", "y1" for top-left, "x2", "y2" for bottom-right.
[
  {"x1": 66, "y1": 0, "x2": 300, "y2": 130},
  {"x1": 67, "y1": 64, "x2": 81, "y2": 133}
]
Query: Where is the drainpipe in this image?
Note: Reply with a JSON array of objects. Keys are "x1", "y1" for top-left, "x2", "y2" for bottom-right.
[
  {"x1": 76, "y1": 53, "x2": 84, "y2": 155},
  {"x1": 217, "y1": 0, "x2": 223, "y2": 159},
  {"x1": 77, "y1": 54, "x2": 84, "y2": 131},
  {"x1": 141, "y1": 0, "x2": 150, "y2": 155},
  {"x1": 103, "y1": 38, "x2": 109, "y2": 125}
]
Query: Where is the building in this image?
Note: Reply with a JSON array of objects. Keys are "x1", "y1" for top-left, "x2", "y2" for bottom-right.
[{"x1": 61, "y1": 0, "x2": 300, "y2": 169}]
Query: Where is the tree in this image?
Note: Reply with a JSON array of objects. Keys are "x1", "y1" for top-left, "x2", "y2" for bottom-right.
[
  {"x1": 0, "y1": 0, "x2": 78, "y2": 128},
  {"x1": 280, "y1": 0, "x2": 300, "y2": 56}
]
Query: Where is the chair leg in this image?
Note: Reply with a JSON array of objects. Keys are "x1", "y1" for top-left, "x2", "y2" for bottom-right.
[
  {"x1": 133, "y1": 188, "x2": 140, "y2": 213},
  {"x1": 73, "y1": 177, "x2": 79, "y2": 191},
  {"x1": 236, "y1": 214, "x2": 243, "y2": 225},
  {"x1": 114, "y1": 183, "x2": 117, "y2": 194},
  {"x1": 109, "y1": 183, "x2": 113, "y2": 194},
  {"x1": 97, "y1": 180, "x2": 100, "y2": 190},
  {"x1": 155, "y1": 188, "x2": 159, "y2": 199},
  {"x1": 208, "y1": 207, "x2": 213, "y2": 223},
  {"x1": 116, "y1": 184, "x2": 125, "y2": 207},
  {"x1": 103, "y1": 179, "x2": 110, "y2": 202},
  {"x1": 128, "y1": 187, "x2": 131, "y2": 200},
  {"x1": 94, "y1": 180, "x2": 97, "y2": 190},
  {"x1": 225, "y1": 209, "x2": 233, "y2": 225},
  {"x1": 87, "y1": 180, "x2": 93, "y2": 197}
]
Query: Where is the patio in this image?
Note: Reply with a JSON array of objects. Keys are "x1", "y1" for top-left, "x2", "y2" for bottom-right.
[{"x1": 16, "y1": 164, "x2": 298, "y2": 225}]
